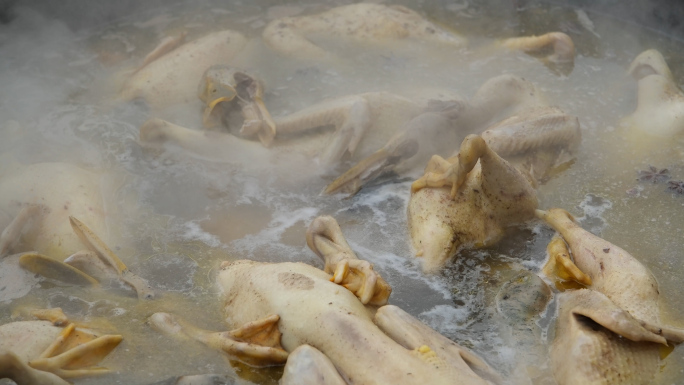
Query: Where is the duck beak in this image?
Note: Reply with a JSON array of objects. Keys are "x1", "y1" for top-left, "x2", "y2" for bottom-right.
[
  {"x1": 202, "y1": 95, "x2": 236, "y2": 127},
  {"x1": 200, "y1": 77, "x2": 237, "y2": 127}
]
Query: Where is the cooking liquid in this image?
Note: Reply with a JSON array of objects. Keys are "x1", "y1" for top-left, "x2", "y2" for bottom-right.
[{"x1": 0, "y1": 1, "x2": 683, "y2": 384}]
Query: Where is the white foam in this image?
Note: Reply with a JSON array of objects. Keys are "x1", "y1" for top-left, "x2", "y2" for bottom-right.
[
  {"x1": 179, "y1": 220, "x2": 223, "y2": 248},
  {"x1": 577, "y1": 193, "x2": 613, "y2": 234},
  {"x1": 111, "y1": 307, "x2": 127, "y2": 316},
  {"x1": 336, "y1": 181, "x2": 411, "y2": 235},
  {"x1": 419, "y1": 304, "x2": 472, "y2": 333},
  {"x1": 350, "y1": 242, "x2": 453, "y2": 300},
  {"x1": 230, "y1": 206, "x2": 319, "y2": 259}
]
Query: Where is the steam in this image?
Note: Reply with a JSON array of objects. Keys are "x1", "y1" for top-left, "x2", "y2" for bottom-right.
[{"x1": 1, "y1": 1, "x2": 684, "y2": 384}]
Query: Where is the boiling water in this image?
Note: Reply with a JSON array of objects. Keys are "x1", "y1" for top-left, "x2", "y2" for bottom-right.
[{"x1": 0, "y1": 1, "x2": 683, "y2": 384}]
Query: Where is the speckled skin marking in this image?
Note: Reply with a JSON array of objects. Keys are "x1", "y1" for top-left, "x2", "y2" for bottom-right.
[
  {"x1": 408, "y1": 136, "x2": 538, "y2": 273},
  {"x1": 278, "y1": 271, "x2": 314, "y2": 290},
  {"x1": 538, "y1": 209, "x2": 660, "y2": 325},
  {"x1": 537, "y1": 209, "x2": 684, "y2": 346}
]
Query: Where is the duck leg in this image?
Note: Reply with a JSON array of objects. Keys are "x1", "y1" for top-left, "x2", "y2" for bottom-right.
[
  {"x1": 148, "y1": 312, "x2": 289, "y2": 367},
  {"x1": 139, "y1": 118, "x2": 268, "y2": 164},
  {"x1": 280, "y1": 345, "x2": 347, "y2": 385},
  {"x1": 275, "y1": 95, "x2": 374, "y2": 165},
  {"x1": 481, "y1": 106, "x2": 580, "y2": 181},
  {"x1": 542, "y1": 235, "x2": 592, "y2": 288},
  {"x1": 306, "y1": 216, "x2": 391, "y2": 306},
  {"x1": 69, "y1": 217, "x2": 154, "y2": 300},
  {"x1": 411, "y1": 134, "x2": 488, "y2": 197},
  {"x1": 64, "y1": 250, "x2": 153, "y2": 299},
  {"x1": 499, "y1": 32, "x2": 575, "y2": 75},
  {"x1": 324, "y1": 111, "x2": 451, "y2": 196}
]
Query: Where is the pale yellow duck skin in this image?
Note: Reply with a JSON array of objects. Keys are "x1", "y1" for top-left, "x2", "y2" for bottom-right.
[
  {"x1": 216, "y1": 260, "x2": 496, "y2": 385},
  {"x1": 406, "y1": 98, "x2": 580, "y2": 274},
  {"x1": 536, "y1": 208, "x2": 684, "y2": 342},
  {"x1": 619, "y1": 49, "x2": 684, "y2": 159},
  {"x1": 262, "y1": 3, "x2": 467, "y2": 60},
  {"x1": 0, "y1": 162, "x2": 108, "y2": 259},
  {"x1": 622, "y1": 73, "x2": 684, "y2": 138},
  {"x1": 551, "y1": 289, "x2": 666, "y2": 385},
  {"x1": 119, "y1": 30, "x2": 247, "y2": 110},
  {"x1": 280, "y1": 345, "x2": 347, "y2": 385},
  {"x1": 407, "y1": 135, "x2": 539, "y2": 273},
  {"x1": 149, "y1": 219, "x2": 497, "y2": 383}
]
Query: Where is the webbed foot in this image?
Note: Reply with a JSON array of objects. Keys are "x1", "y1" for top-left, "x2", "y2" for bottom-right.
[
  {"x1": 306, "y1": 216, "x2": 391, "y2": 306},
  {"x1": 28, "y1": 322, "x2": 123, "y2": 379},
  {"x1": 410, "y1": 154, "x2": 459, "y2": 195},
  {"x1": 411, "y1": 134, "x2": 487, "y2": 198},
  {"x1": 542, "y1": 235, "x2": 592, "y2": 289},
  {"x1": 149, "y1": 312, "x2": 288, "y2": 367},
  {"x1": 0, "y1": 352, "x2": 70, "y2": 385}
]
